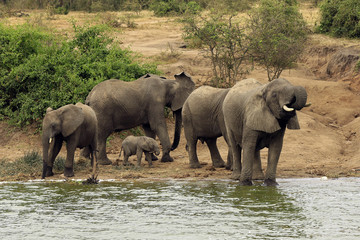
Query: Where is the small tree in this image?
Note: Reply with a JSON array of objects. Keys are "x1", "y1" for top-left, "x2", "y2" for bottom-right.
[
  {"x1": 247, "y1": 0, "x2": 308, "y2": 81},
  {"x1": 183, "y1": 12, "x2": 249, "y2": 87}
]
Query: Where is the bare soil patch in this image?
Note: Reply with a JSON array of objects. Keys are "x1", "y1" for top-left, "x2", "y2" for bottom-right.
[{"x1": 1, "y1": 9, "x2": 360, "y2": 181}]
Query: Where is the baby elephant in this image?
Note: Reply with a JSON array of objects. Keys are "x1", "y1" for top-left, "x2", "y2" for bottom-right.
[{"x1": 120, "y1": 136, "x2": 160, "y2": 167}]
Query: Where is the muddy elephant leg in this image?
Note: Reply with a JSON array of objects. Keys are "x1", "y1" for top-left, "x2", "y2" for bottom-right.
[
  {"x1": 205, "y1": 138, "x2": 225, "y2": 168},
  {"x1": 252, "y1": 150, "x2": 264, "y2": 180},
  {"x1": 123, "y1": 152, "x2": 132, "y2": 166},
  {"x1": 142, "y1": 124, "x2": 158, "y2": 161}
]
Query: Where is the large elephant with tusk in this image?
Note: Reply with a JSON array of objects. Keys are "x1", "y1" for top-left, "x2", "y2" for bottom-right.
[{"x1": 223, "y1": 78, "x2": 309, "y2": 186}]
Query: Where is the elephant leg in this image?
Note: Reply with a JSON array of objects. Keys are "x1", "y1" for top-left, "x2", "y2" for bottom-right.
[
  {"x1": 240, "y1": 138, "x2": 258, "y2": 186},
  {"x1": 144, "y1": 152, "x2": 153, "y2": 167},
  {"x1": 188, "y1": 138, "x2": 201, "y2": 168},
  {"x1": 264, "y1": 131, "x2": 284, "y2": 186},
  {"x1": 225, "y1": 147, "x2": 233, "y2": 170},
  {"x1": 136, "y1": 147, "x2": 143, "y2": 167},
  {"x1": 96, "y1": 129, "x2": 112, "y2": 165},
  {"x1": 252, "y1": 150, "x2": 264, "y2": 180},
  {"x1": 46, "y1": 137, "x2": 63, "y2": 177},
  {"x1": 223, "y1": 135, "x2": 232, "y2": 170},
  {"x1": 154, "y1": 123, "x2": 173, "y2": 163},
  {"x1": 64, "y1": 142, "x2": 76, "y2": 177},
  {"x1": 123, "y1": 152, "x2": 132, "y2": 166},
  {"x1": 230, "y1": 144, "x2": 242, "y2": 180},
  {"x1": 142, "y1": 124, "x2": 158, "y2": 161},
  {"x1": 205, "y1": 138, "x2": 225, "y2": 168}
]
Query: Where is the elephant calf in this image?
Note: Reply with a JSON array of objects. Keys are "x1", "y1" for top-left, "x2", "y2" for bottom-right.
[
  {"x1": 120, "y1": 135, "x2": 160, "y2": 167},
  {"x1": 42, "y1": 102, "x2": 98, "y2": 179}
]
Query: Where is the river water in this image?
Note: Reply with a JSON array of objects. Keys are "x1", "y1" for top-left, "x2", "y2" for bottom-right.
[{"x1": 0, "y1": 178, "x2": 359, "y2": 239}]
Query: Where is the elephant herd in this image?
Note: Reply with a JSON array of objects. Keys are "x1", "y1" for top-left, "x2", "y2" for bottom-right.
[{"x1": 42, "y1": 72, "x2": 309, "y2": 186}]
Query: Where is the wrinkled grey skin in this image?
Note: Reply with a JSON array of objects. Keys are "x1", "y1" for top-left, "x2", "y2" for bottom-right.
[
  {"x1": 182, "y1": 86, "x2": 230, "y2": 169},
  {"x1": 120, "y1": 135, "x2": 160, "y2": 167},
  {"x1": 181, "y1": 80, "x2": 265, "y2": 180},
  {"x1": 82, "y1": 72, "x2": 195, "y2": 165},
  {"x1": 223, "y1": 78, "x2": 308, "y2": 186},
  {"x1": 42, "y1": 103, "x2": 98, "y2": 178}
]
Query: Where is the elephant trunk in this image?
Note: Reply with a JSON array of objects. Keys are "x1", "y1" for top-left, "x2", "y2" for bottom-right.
[
  {"x1": 42, "y1": 132, "x2": 55, "y2": 179},
  {"x1": 42, "y1": 136, "x2": 50, "y2": 179},
  {"x1": 291, "y1": 86, "x2": 307, "y2": 110},
  {"x1": 171, "y1": 109, "x2": 182, "y2": 151}
]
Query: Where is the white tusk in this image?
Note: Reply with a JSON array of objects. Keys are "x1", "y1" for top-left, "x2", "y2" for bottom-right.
[
  {"x1": 49, "y1": 138, "x2": 53, "y2": 144},
  {"x1": 304, "y1": 102, "x2": 312, "y2": 107},
  {"x1": 283, "y1": 105, "x2": 294, "y2": 112}
]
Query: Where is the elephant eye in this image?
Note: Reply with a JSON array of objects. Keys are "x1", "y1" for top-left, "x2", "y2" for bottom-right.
[{"x1": 272, "y1": 92, "x2": 277, "y2": 98}]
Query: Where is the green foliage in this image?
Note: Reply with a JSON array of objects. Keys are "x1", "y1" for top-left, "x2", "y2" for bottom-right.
[
  {"x1": 0, "y1": 151, "x2": 42, "y2": 178},
  {"x1": 0, "y1": 23, "x2": 158, "y2": 126},
  {"x1": 317, "y1": 0, "x2": 360, "y2": 38},
  {"x1": 183, "y1": 12, "x2": 249, "y2": 87},
  {"x1": 247, "y1": 0, "x2": 308, "y2": 81},
  {"x1": 150, "y1": 0, "x2": 202, "y2": 17}
]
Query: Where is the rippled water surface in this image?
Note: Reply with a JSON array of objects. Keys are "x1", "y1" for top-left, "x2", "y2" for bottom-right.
[{"x1": 0, "y1": 178, "x2": 359, "y2": 239}]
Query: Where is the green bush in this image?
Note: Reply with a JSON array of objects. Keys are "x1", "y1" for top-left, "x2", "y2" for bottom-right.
[
  {"x1": 317, "y1": 0, "x2": 360, "y2": 38},
  {"x1": 0, "y1": 23, "x2": 158, "y2": 126},
  {"x1": 150, "y1": 0, "x2": 202, "y2": 16},
  {"x1": 0, "y1": 151, "x2": 42, "y2": 178}
]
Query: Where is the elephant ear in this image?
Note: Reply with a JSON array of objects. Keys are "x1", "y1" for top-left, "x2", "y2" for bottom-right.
[
  {"x1": 171, "y1": 72, "x2": 195, "y2": 111},
  {"x1": 245, "y1": 88, "x2": 281, "y2": 133},
  {"x1": 138, "y1": 137, "x2": 152, "y2": 152},
  {"x1": 60, "y1": 104, "x2": 84, "y2": 137},
  {"x1": 287, "y1": 114, "x2": 300, "y2": 130}
]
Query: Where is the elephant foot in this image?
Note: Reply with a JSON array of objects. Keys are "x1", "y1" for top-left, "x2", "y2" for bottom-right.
[
  {"x1": 239, "y1": 179, "x2": 253, "y2": 186},
  {"x1": 44, "y1": 167, "x2": 54, "y2": 178},
  {"x1": 64, "y1": 167, "x2": 74, "y2": 178},
  {"x1": 146, "y1": 153, "x2": 158, "y2": 161},
  {"x1": 263, "y1": 179, "x2": 278, "y2": 186},
  {"x1": 161, "y1": 154, "x2": 174, "y2": 163},
  {"x1": 252, "y1": 171, "x2": 265, "y2": 180},
  {"x1": 97, "y1": 157, "x2": 112, "y2": 165},
  {"x1": 190, "y1": 162, "x2": 202, "y2": 169},
  {"x1": 230, "y1": 172, "x2": 241, "y2": 180},
  {"x1": 225, "y1": 163, "x2": 233, "y2": 171},
  {"x1": 212, "y1": 159, "x2": 225, "y2": 168},
  {"x1": 123, "y1": 162, "x2": 134, "y2": 167}
]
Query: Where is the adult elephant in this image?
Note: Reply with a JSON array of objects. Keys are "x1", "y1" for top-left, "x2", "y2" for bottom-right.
[
  {"x1": 223, "y1": 78, "x2": 308, "y2": 186},
  {"x1": 182, "y1": 79, "x2": 264, "y2": 179},
  {"x1": 83, "y1": 72, "x2": 195, "y2": 164},
  {"x1": 42, "y1": 102, "x2": 98, "y2": 178}
]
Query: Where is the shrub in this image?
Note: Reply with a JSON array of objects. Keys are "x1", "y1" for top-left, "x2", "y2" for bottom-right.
[
  {"x1": 317, "y1": 0, "x2": 360, "y2": 38},
  {"x1": 247, "y1": 0, "x2": 308, "y2": 81},
  {"x1": 0, "y1": 23, "x2": 158, "y2": 126},
  {"x1": 183, "y1": 12, "x2": 249, "y2": 87},
  {"x1": 0, "y1": 151, "x2": 42, "y2": 179},
  {"x1": 150, "y1": 0, "x2": 202, "y2": 17}
]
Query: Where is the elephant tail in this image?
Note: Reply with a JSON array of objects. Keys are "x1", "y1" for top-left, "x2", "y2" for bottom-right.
[
  {"x1": 119, "y1": 147, "x2": 123, "y2": 158},
  {"x1": 171, "y1": 109, "x2": 182, "y2": 151}
]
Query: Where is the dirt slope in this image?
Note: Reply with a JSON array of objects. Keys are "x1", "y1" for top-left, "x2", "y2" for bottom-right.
[{"x1": 0, "y1": 9, "x2": 360, "y2": 181}]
